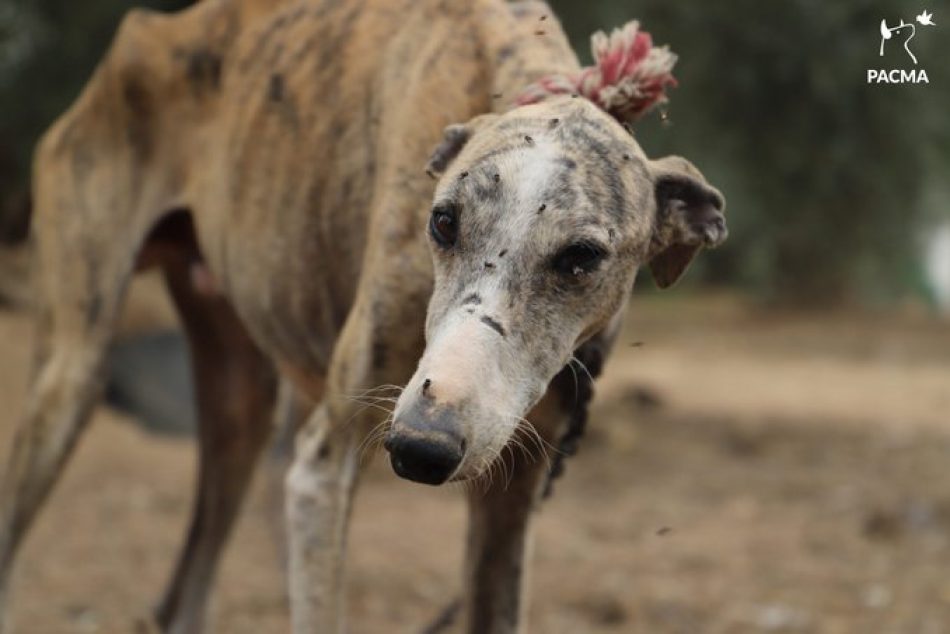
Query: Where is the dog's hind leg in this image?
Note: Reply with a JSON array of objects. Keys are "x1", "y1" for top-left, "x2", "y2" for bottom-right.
[
  {"x1": 154, "y1": 247, "x2": 278, "y2": 634},
  {"x1": 0, "y1": 7, "x2": 234, "y2": 629},
  {"x1": 0, "y1": 140, "x2": 146, "y2": 631}
]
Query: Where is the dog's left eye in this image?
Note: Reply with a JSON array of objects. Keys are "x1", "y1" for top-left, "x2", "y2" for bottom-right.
[
  {"x1": 429, "y1": 204, "x2": 459, "y2": 248},
  {"x1": 552, "y1": 242, "x2": 607, "y2": 277}
]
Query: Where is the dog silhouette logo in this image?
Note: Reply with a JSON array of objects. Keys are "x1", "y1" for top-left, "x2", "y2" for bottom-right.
[{"x1": 879, "y1": 10, "x2": 936, "y2": 64}]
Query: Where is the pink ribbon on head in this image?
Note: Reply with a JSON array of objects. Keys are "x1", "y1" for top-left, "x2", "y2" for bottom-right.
[{"x1": 515, "y1": 21, "x2": 678, "y2": 123}]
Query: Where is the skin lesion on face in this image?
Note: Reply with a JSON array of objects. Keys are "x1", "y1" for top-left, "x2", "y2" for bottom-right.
[{"x1": 479, "y1": 315, "x2": 506, "y2": 337}]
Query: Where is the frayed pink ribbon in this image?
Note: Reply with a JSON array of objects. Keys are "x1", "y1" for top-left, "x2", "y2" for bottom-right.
[{"x1": 516, "y1": 21, "x2": 677, "y2": 123}]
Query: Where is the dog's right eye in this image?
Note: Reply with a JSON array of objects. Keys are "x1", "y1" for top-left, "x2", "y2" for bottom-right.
[{"x1": 429, "y1": 205, "x2": 459, "y2": 248}]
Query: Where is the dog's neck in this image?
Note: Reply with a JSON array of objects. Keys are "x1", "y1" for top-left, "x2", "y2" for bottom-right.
[{"x1": 472, "y1": 0, "x2": 581, "y2": 114}]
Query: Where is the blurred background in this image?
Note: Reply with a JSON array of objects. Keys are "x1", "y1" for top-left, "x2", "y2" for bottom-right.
[{"x1": 1, "y1": 1, "x2": 949, "y2": 632}]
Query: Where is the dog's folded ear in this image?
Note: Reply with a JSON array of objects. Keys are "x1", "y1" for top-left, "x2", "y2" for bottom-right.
[
  {"x1": 646, "y1": 156, "x2": 727, "y2": 289},
  {"x1": 426, "y1": 114, "x2": 498, "y2": 178}
]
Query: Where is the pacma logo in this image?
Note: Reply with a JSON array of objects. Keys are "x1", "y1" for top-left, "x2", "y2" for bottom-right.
[
  {"x1": 867, "y1": 68, "x2": 930, "y2": 83},
  {"x1": 867, "y1": 10, "x2": 936, "y2": 84}
]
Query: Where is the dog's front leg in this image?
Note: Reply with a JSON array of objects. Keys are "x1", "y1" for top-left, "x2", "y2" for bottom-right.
[
  {"x1": 461, "y1": 462, "x2": 545, "y2": 634},
  {"x1": 457, "y1": 393, "x2": 568, "y2": 634},
  {"x1": 285, "y1": 404, "x2": 362, "y2": 634}
]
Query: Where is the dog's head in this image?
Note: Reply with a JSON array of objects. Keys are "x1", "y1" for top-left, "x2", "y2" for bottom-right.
[{"x1": 385, "y1": 97, "x2": 725, "y2": 485}]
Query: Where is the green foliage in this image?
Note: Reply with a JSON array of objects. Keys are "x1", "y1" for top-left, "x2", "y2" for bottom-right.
[
  {"x1": 551, "y1": 0, "x2": 950, "y2": 303},
  {"x1": 0, "y1": 0, "x2": 193, "y2": 240},
  {"x1": 1, "y1": 0, "x2": 192, "y2": 157}
]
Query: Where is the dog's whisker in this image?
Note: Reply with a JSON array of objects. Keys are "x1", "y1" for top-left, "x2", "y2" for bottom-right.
[
  {"x1": 570, "y1": 355, "x2": 595, "y2": 385},
  {"x1": 502, "y1": 444, "x2": 515, "y2": 490},
  {"x1": 356, "y1": 417, "x2": 393, "y2": 462}
]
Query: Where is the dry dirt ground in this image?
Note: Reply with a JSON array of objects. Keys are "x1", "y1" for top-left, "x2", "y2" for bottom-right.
[{"x1": 2, "y1": 277, "x2": 950, "y2": 633}]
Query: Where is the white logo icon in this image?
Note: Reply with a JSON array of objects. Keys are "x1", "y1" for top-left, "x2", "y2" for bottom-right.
[{"x1": 879, "y1": 10, "x2": 936, "y2": 64}]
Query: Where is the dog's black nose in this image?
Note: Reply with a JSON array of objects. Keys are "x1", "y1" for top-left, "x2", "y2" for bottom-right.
[{"x1": 385, "y1": 433, "x2": 463, "y2": 485}]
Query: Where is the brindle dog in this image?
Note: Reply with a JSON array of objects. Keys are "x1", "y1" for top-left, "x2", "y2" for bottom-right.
[{"x1": 0, "y1": 1, "x2": 725, "y2": 632}]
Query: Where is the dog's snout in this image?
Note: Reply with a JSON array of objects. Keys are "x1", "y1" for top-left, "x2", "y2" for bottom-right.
[{"x1": 385, "y1": 432, "x2": 464, "y2": 485}]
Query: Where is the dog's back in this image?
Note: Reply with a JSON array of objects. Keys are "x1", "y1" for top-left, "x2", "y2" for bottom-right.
[{"x1": 31, "y1": 0, "x2": 506, "y2": 381}]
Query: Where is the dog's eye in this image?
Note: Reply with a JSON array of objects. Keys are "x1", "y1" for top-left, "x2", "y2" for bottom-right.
[
  {"x1": 552, "y1": 242, "x2": 607, "y2": 277},
  {"x1": 429, "y1": 205, "x2": 459, "y2": 248}
]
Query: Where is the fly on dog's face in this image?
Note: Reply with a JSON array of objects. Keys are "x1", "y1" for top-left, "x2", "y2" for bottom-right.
[{"x1": 386, "y1": 98, "x2": 726, "y2": 485}]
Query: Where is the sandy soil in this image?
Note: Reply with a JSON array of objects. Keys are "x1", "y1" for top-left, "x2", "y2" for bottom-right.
[{"x1": 2, "y1": 284, "x2": 950, "y2": 633}]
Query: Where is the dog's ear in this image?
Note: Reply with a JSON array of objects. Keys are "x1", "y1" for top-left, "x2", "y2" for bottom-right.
[
  {"x1": 426, "y1": 114, "x2": 498, "y2": 178},
  {"x1": 646, "y1": 156, "x2": 727, "y2": 289}
]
